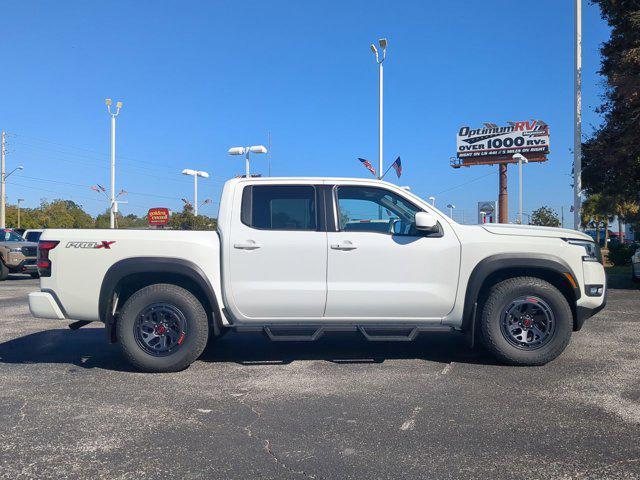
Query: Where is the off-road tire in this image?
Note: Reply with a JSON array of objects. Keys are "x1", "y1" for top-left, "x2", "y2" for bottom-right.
[
  {"x1": 117, "y1": 283, "x2": 209, "y2": 373},
  {"x1": 0, "y1": 261, "x2": 9, "y2": 281},
  {"x1": 480, "y1": 276, "x2": 573, "y2": 366}
]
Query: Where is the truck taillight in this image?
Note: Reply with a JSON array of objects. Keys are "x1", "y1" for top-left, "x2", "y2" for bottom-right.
[{"x1": 37, "y1": 240, "x2": 59, "y2": 277}]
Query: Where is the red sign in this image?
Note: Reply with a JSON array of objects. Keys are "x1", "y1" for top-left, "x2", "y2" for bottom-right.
[{"x1": 148, "y1": 208, "x2": 170, "y2": 226}]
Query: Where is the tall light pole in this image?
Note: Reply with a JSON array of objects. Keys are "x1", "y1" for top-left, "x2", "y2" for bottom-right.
[
  {"x1": 446, "y1": 203, "x2": 456, "y2": 218},
  {"x1": 428, "y1": 196, "x2": 436, "y2": 206},
  {"x1": 513, "y1": 153, "x2": 529, "y2": 224},
  {"x1": 370, "y1": 38, "x2": 387, "y2": 179},
  {"x1": 17, "y1": 198, "x2": 24, "y2": 229},
  {"x1": 181, "y1": 169, "x2": 209, "y2": 216},
  {"x1": 228, "y1": 145, "x2": 268, "y2": 177},
  {"x1": 0, "y1": 153, "x2": 23, "y2": 229},
  {"x1": 105, "y1": 98, "x2": 123, "y2": 229},
  {"x1": 574, "y1": 0, "x2": 582, "y2": 230},
  {"x1": 1, "y1": 131, "x2": 5, "y2": 229}
]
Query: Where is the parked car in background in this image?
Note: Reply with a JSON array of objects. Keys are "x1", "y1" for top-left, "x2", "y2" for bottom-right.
[
  {"x1": 23, "y1": 229, "x2": 44, "y2": 243},
  {"x1": 28, "y1": 177, "x2": 607, "y2": 372},
  {"x1": 0, "y1": 229, "x2": 39, "y2": 280},
  {"x1": 632, "y1": 244, "x2": 640, "y2": 283}
]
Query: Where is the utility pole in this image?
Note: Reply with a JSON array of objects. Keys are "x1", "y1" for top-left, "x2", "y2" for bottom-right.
[
  {"x1": 1, "y1": 131, "x2": 5, "y2": 229},
  {"x1": 105, "y1": 99, "x2": 123, "y2": 229},
  {"x1": 17, "y1": 199, "x2": 24, "y2": 228},
  {"x1": 573, "y1": 0, "x2": 582, "y2": 230}
]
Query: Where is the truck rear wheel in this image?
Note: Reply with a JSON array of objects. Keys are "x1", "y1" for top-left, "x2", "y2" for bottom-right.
[
  {"x1": 480, "y1": 277, "x2": 572, "y2": 366},
  {"x1": 117, "y1": 283, "x2": 209, "y2": 373}
]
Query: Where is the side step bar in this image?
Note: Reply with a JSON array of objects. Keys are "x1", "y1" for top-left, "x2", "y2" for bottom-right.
[
  {"x1": 358, "y1": 325, "x2": 452, "y2": 342},
  {"x1": 234, "y1": 324, "x2": 454, "y2": 342}
]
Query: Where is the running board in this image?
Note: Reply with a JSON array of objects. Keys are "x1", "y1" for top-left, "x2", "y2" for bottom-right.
[
  {"x1": 358, "y1": 325, "x2": 452, "y2": 341},
  {"x1": 234, "y1": 324, "x2": 453, "y2": 342}
]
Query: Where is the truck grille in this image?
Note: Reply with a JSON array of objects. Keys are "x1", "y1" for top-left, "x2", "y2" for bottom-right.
[{"x1": 21, "y1": 246, "x2": 37, "y2": 257}]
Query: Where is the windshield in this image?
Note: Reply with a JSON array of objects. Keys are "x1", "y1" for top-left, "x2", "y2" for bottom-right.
[{"x1": 2, "y1": 230, "x2": 25, "y2": 242}]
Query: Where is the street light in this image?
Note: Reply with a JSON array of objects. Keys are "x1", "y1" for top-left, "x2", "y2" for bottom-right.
[
  {"x1": 6, "y1": 166, "x2": 23, "y2": 179},
  {"x1": 228, "y1": 145, "x2": 268, "y2": 177},
  {"x1": 428, "y1": 196, "x2": 436, "y2": 206},
  {"x1": 181, "y1": 169, "x2": 209, "y2": 216},
  {"x1": 17, "y1": 198, "x2": 24, "y2": 229},
  {"x1": 0, "y1": 165, "x2": 23, "y2": 228},
  {"x1": 370, "y1": 38, "x2": 387, "y2": 179},
  {"x1": 446, "y1": 203, "x2": 456, "y2": 218},
  {"x1": 105, "y1": 98, "x2": 123, "y2": 229},
  {"x1": 513, "y1": 153, "x2": 529, "y2": 224}
]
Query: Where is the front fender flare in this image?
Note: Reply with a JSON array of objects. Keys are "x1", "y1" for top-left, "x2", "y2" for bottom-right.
[{"x1": 461, "y1": 253, "x2": 581, "y2": 337}]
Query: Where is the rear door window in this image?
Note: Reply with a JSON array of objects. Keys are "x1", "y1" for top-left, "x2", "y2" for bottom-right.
[{"x1": 242, "y1": 185, "x2": 317, "y2": 231}]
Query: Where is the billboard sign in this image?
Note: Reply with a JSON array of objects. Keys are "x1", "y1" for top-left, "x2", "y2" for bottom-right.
[
  {"x1": 456, "y1": 121, "x2": 550, "y2": 159},
  {"x1": 148, "y1": 207, "x2": 170, "y2": 226}
]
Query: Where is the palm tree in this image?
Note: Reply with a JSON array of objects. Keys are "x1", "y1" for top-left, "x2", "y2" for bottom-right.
[
  {"x1": 581, "y1": 194, "x2": 615, "y2": 245},
  {"x1": 612, "y1": 197, "x2": 639, "y2": 242}
]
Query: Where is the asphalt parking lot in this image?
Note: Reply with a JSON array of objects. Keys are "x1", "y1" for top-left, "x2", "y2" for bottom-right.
[{"x1": 1, "y1": 274, "x2": 639, "y2": 480}]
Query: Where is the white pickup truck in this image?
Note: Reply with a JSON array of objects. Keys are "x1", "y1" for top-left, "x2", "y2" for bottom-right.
[{"x1": 29, "y1": 177, "x2": 607, "y2": 372}]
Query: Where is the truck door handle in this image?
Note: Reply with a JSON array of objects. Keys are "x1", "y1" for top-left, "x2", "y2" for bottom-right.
[
  {"x1": 234, "y1": 240, "x2": 261, "y2": 250},
  {"x1": 330, "y1": 241, "x2": 357, "y2": 251}
]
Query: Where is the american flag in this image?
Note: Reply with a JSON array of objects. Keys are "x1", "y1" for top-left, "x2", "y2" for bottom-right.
[
  {"x1": 391, "y1": 157, "x2": 402, "y2": 178},
  {"x1": 358, "y1": 158, "x2": 376, "y2": 176},
  {"x1": 90, "y1": 185, "x2": 101, "y2": 192}
]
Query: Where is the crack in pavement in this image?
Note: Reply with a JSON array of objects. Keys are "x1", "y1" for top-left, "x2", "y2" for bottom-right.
[
  {"x1": 12, "y1": 400, "x2": 28, "y2": 431},
  {"x1": 233, "y1": 387, "x2": 320, "y2": 479}
]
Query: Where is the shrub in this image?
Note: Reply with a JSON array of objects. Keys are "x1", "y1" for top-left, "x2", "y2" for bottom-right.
[{"x1": 607, "y1": 242, "x2": 636, "y2": 266}]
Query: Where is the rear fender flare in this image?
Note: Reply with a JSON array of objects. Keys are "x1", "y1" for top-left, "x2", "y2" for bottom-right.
[{"x1": 99, "y1": 257, "x2": 221, "y2": 339}]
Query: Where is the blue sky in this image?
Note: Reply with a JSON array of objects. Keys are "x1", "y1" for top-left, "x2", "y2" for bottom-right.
[{"x1": 1, "y1": 0, "x2": 610, "y2": 225}]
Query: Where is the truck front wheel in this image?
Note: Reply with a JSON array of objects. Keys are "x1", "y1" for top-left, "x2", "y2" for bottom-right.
[
  {"x1": 117, "y1": 283, "x2": 209, "y2": 372},
  {"x1": 480, "y1": 277, "x2": 573, "y2": 366},
  {"x1": 0, "y1": 261, "x2": 9, "y2": 281}
]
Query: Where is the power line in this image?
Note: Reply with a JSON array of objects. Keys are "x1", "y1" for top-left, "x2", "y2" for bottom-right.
[
  {"x1": 434, "y1": 171, "x2": 498, "y2": 196},
  {"x1": 8, "y1": 132, "x2": 232, "y2": 182},
  {"x1": 16, "y1": 174, "x2": 210, "y2": 203}
]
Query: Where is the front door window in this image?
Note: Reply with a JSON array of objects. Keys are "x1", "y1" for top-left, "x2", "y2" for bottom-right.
[{"x1": 336, "y1": 186, "x2": 422, "y2": 236}]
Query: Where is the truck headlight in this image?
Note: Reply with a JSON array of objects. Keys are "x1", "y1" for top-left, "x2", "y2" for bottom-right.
[{"x1": 567, "y1": 239, "x2": 602, "y2": 263}]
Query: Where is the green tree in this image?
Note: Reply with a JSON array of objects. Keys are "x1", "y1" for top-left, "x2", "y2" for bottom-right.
[
  {"x1": 582, "y1": 1, "x2": 640, "y2": 201},
  {"x1": 167, "y1": 204, "x2": 217, "y2": 230},
  {"x1": 6, "y1": 199, "x2": 94, "y2": 229},
  {"x1": 531, "y1": 206, "x2": 561, "y2": 227},
  {"x1": 95, "y1": 209, "x2": 148, "y2": 229},
  {"x1": 581, "y1": 194, "x2": 615, "y2": 244}
]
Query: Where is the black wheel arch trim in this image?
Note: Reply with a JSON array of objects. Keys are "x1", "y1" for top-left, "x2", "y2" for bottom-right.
[
  {"x1": 99, "y1": 257, "x2": 222, "y2": 341},
  {"x1": 461, "y1": 253, "x2": 582, "y2": 334}
]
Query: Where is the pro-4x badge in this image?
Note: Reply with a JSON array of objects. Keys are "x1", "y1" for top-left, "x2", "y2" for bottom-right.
[{"x1": 65, "y1": 241, "x2": 116, "y2": 249}]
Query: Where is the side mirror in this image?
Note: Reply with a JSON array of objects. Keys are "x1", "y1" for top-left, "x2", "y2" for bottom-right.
[{"x1": 415, "y1": 212, "x2": 438, "y2": 231}]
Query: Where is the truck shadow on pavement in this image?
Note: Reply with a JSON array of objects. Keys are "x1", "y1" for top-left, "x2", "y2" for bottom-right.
[{"x1": 0, "y1": 328, "x2": 498, "y2": 372}]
